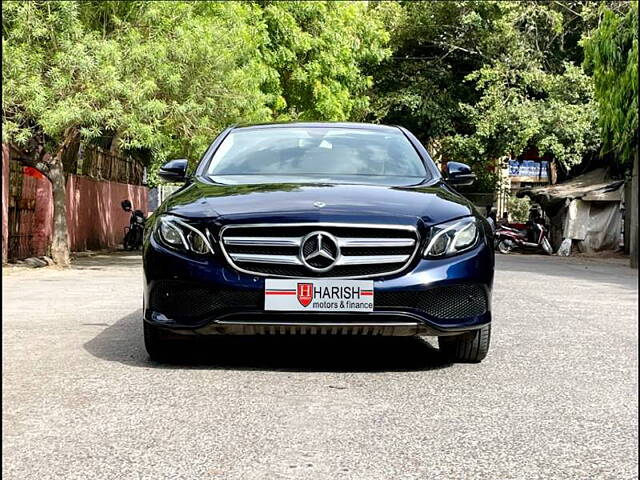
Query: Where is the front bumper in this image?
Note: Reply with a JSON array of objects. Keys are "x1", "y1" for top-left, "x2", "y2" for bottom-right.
[{"x1": 143, "y1": 237, "x2": 494, "y2": 337}]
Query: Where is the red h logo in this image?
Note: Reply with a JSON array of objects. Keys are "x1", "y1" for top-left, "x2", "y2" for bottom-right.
[{"x1": 297, "y1": 283, "x2": 313, "y2": 307}]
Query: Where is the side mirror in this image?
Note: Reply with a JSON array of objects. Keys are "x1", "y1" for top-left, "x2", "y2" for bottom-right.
[
  {"x1": 446, "y1": 161, "x2": 476, "y2": 186},
  {"x1": 158, "y1": 159, "x2": 188, "y2": 183}
]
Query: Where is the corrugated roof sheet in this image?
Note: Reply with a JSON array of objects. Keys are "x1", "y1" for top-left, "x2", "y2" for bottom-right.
[{"x1": 517, "y1": 168, "x2": 624, "y2": 207}]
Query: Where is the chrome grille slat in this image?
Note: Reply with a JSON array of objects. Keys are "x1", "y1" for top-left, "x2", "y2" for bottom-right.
[
  {"x1": 336, "y1": 254, "x2": 409, "y2": 265},
  {"x1": 338, "y1": 238, "x2": 415, "y2": 248},
  {"x1": 230, "y1": 253, "x2": 409, "y2": 265},
  {"x1": 224, "y1": 236, "x2": 301, "y2": 247},
  {"x1": 230, "y1": 253, "x2": 303, "y2": 265},
  {"x1": 219, "y1": 222, "x2": 420, "y2": 279},
  {"x1": 224, "y1": 236, "x2": 414, "y2": 248}
]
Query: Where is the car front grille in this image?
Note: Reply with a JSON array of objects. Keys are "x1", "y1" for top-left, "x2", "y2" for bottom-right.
[
  {"x1": 219, "y1": 223, "x2": 420, "y2": 278},
  {"x1": 376, "y1": 284, "x2": 488, "y2": 319}
]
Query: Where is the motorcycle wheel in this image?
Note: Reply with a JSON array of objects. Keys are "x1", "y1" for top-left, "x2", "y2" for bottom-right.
[
  {"x1": 497, "y1": 239, "x2": 514, "y2": 254},
  {"x1": 123, "y1": 232, "x2": 133, "y2": 251},
  {"x1": 541, "y1": 238, "x2": 553, "y2": 255}
]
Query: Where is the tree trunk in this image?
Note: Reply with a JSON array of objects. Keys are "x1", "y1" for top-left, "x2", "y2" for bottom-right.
[
  {"x1": 17, "y1": 154, "x2": 70, "y2": 266},
  {"x1": 12, "y1": 128, "x2": 78, "y2": 266},
  {"x1": 49, "y1": 156, "x2": 70, "y2": 267},
  {"x1": 630, "y1": 149, "x2": 638, "y2": 269},
  {"x1": 48, "y1": 128, "x2": 81, "y2": 266}
]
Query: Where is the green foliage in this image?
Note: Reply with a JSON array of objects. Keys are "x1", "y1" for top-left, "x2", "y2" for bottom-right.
[
  {"x1": 260, "y1": 1, "x2": 390, "y2": 121},
  {"x1": 2, "y1": 0, "x2": 390, "y2": 185},
  {"x1": 368, "y1": 1, "x2": 504, "y2": 141},
  {"x1": 583, "y1": 2, "x2": 638, "y2": 162},
  {"x1": 3, "y1": 1, "x2": 272, "y2": 167},
  {"x1": 369, "y1": 1, "x2": 614, "y2": 191},
  {"x1": 3, "y1": 0, "x2": 636, "y2": 194},
  {"x1": 507, "y1": 195, "x2": 531, "y2": 223},
  {"x1": 447, "y1": 61, "x2": 599, "y2": 169}
]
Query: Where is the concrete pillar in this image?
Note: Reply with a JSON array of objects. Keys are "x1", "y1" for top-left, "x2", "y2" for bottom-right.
[{"x1": 630, "y1": 150, "x2": 638, "y2": 269}]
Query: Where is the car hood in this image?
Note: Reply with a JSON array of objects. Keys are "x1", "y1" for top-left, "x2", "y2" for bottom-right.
[{"x1": 159, "y1": 179, "x2": 476, "y2": 227}]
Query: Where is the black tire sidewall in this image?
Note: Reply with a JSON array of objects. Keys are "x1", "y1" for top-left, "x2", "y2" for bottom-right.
[
  {"x1": 439, "y1": 323, "x2": 491, "y2": 363},
  {"x1": 144, "y1": 322, "x2": 172, "y2": 361},
  {"x1": 497, "y1": 239, "x2": 512, "y2": 254}
]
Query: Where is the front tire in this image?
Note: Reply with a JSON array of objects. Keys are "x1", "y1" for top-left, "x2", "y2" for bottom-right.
[
  {"x1": 496, "y1": 239, "x2": 514, "y2": 254},
  {"x1": 123, "y1": 230, "x2": 133, "y2": 251},
  {"x1": 133, "y1": 227, "x2": 144, "y2": 250},
  {"x1": 144, "y1": 322, "x2": 173, "y2": 361},
  {"x1": 541, "y1": 237, "x2": 553, "y2": 255},
  {"x1": 438, "y1": 323, "x2": 491, "y2": 363}
]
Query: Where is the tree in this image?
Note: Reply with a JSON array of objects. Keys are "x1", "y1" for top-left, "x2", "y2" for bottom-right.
[
  {"x1": 443, "y1": 60, "x2": 599, "y2": 179},
  {"x1": 3, "y1": 1, "x2": 392, "y2": 264},
  {"x1": 2, "y1": 1, "x2": 274, "y2": 264},
  {"x1": 368, "y1": 1, "x2": 506, "y2": 142},
  {"x1": 3, "y1": 1, "x2": 99, "y2": 265},
  {"x1": 583, "y1": 2, "x2": 638, "y2": 161},
  {"x1": 583, "y1": 2, "x2": 638, "y2": 267},
  {"x1": 257, "y1": 1, "x2": 391, "y2": 121},
  {"x1": 368, "y1": 1, "x2": 615, "y2": 191}
]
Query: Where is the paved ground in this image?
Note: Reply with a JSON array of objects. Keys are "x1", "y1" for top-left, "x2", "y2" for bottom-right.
[{"x1": 2, "y1": 252, "x2": 638, "y2": 479}]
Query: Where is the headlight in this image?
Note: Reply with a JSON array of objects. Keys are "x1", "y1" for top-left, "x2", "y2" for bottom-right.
[
  {"x1": 424, "y1": 217, "x2": 480, "y2": 258},
  {"x1": 155, "y1": 215, "x2": 215, "y2": 255}
]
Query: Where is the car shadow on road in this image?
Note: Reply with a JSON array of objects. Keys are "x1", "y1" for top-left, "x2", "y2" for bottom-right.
[{"x1": 83, "y1": 310, "x2": 454, "y2": 373}]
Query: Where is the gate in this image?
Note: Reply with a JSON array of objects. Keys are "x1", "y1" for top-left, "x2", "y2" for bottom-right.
[{"x1": 7, "y1": 159, "x2": 42, "y2": 261}]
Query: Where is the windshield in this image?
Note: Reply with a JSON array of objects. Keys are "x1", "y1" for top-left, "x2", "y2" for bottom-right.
[{"x1": 205, "y1": 127, "x2": 428, "y2": 181}]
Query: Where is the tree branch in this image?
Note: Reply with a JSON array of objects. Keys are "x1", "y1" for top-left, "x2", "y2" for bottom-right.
[
  {"x1": 552, "y1": 1, "x2": 582, "y2": 18},
  {"x1": 10, "y1": 127, "x2": 81, "y2": 181},
  {"x1": 56, "y1": 127, "x2": 81, "y2": 159}
]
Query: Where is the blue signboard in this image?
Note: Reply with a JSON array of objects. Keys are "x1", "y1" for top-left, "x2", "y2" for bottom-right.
[{"x1": 508, "y1": 160, "x2": 548, "y2": 179}]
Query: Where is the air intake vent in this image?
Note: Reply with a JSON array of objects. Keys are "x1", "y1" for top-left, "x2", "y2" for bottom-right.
[{"x1": 377, "y1": 284, "x2": 488, "y2": 319}]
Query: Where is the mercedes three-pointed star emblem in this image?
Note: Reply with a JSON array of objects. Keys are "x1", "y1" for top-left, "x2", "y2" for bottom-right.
[{"x1": 300, "y1": 231, "x2": 340, "y2": 272}]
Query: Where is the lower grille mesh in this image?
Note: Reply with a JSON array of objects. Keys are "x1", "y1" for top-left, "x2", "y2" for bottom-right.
[
  {"x1": 149, "y1": 281, "x2": 262, "y2": 319},
  {"x1": 377, "y1": 284, "x2": 487, "y2": 319},
  {"x1": 149, "y1": 281, "x2": 487, "y2": 321}
]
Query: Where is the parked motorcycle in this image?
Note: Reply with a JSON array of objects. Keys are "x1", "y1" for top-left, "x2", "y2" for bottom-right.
[
  {"x1": 121, "y1": 200, "x2": 146, "y2": 251},
  {"x1": 495, "y1": 217, "x2": 553, "y2": 255}
]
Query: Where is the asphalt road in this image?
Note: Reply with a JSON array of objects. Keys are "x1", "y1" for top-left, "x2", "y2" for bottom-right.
[{"x1": 2, "y1": 252, "x2": 638, "y2": 480}]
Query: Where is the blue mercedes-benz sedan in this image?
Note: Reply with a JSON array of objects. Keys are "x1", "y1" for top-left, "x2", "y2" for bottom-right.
[{"x1": 143, "y1": 122, "x2": 494, "y2": 362}]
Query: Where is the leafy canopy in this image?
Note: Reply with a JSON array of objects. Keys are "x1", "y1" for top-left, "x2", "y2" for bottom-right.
[
  {"x1": 368, "y1": 1, "x2": 624, "y2": 191},
  {"x1": 3, "y1": 0, "x2": 637, "y2": 193},
  {"x1": 2, "y1": 0, "x2": 390, "y2": 182},
  {"x1": 583, "y1": 2, "x2": 639, "y2": 162},
  {"x1": 260, "y1": 1, "x2": 390, "y2": 121},
  {"x1": 3, "y1": 1, "x2": 273, "y2": 163}
]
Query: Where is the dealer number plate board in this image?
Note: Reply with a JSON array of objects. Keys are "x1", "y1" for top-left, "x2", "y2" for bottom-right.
[{"x1": 264, "y1": 279, "x2": 374, "y2": 312}]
